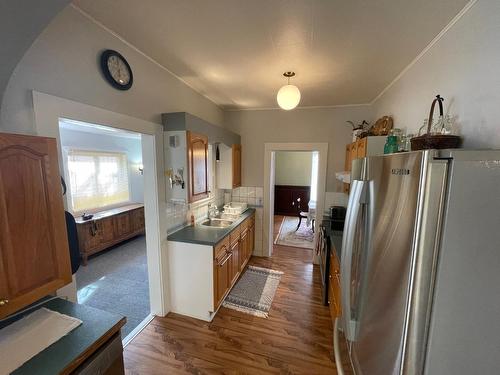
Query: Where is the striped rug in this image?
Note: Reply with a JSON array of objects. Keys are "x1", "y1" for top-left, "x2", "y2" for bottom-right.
[{"x1": 222, "y1": 265, "x2": 283, "y2": 318}]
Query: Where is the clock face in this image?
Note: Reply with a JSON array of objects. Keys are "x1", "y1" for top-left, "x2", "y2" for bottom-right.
[
  {"x1": 107, "y1": 55, "x2": 130, "y2": 85},
  {"x1": 100, "y1": 50, "x2": 133, "y2": 90}
]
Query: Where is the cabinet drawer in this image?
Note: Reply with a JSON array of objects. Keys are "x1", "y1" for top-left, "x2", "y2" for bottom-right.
[{"x1": 214, "y1": 236, "x2": 230, "y2": 260}]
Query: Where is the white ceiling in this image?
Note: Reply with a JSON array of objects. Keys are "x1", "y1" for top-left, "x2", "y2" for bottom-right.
[{"x1": 73, "y1": 0, "x2": 469, "y2": 110}]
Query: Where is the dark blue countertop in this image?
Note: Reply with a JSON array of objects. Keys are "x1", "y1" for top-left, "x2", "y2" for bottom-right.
[
  {"x1": 167, "y1": 208, "x2": 256, "y2": 246},
  {"x1": 3, "y1": 298, "x2": 125, "y2": 375}
]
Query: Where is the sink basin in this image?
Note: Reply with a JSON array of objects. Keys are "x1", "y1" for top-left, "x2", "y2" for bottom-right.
[{"x1": 201, "y1": 218, "x2": 234, "y2": 228}]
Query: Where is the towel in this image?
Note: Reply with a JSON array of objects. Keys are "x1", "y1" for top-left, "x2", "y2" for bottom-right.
[{"x1": 0, "y1": 307, "x2": 82, "y2": 375}]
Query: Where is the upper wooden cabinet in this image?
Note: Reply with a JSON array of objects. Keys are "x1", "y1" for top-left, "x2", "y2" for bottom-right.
[
  {"x1": 216, "y1": 143, "x2": 242, "y2": 189},
  {"x1": 187, "y1": 131, "x2": 209, "y2": 202},
  {"x1": 0, "y1": 132, "x2": 71, "y2": 319},
  {"x1": 232, "y1": 144, "x2": 242, "y2": 188}
]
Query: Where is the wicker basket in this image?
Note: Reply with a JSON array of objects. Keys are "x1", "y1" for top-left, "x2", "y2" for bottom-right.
[
  {"x1": 411, "y1": 134, "x2": 462, "y2": 150},
  {"x1": 411, "y1": 94, "x2": 462, "y2": 151}
]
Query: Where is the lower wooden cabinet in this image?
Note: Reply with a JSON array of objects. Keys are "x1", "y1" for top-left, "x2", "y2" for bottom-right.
[
  {"x1": 76, "y1": 204, "x2": 145, "y2": 265},
  {"x1": 328, "y1": 248, "x2": 342, "y2": 319},
  {"x1": 213, "y1": 212, "x2": 255, "y2": 310}
]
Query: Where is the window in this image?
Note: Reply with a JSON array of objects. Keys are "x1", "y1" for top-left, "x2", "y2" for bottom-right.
[{"x1": 66, "y1": 149, "x2": 130, "y2": 213}]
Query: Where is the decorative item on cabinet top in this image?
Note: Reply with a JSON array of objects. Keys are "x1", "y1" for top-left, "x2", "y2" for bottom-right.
[{"x1": 411, "y1": 94, "x2": 462, "y2": 151}]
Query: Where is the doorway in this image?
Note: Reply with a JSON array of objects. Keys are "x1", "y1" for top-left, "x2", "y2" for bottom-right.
[
  {"x1": 263, "y1": 143, "x2": 328, "y2": 262},
  {"x1": 32, "y1": 91, "x2": 168, "y2": 346},
  {"x1": 58, "y1": 118, "x2": 151, "y2": 339},
  {"x1": 273, "y1": 151, "x2": 317, "y2": 250}
]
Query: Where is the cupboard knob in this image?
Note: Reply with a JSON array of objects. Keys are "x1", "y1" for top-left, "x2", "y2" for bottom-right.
[{"x1": 0, "y1": 299, "x2": 9, "y2": 306}]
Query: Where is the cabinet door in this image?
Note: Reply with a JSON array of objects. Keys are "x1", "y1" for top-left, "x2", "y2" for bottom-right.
[
  {"x1": 100, "y1": 217, "x2": 115, "y2": 244},
  {"x1": 0, "y1": 132, "x2": 71, "y2": 318},
  {"x1": 249, "y1": 223, "x2": 255, "y2": 257},
  {"x1": 229, "y1": 240, "x2": 240, "y2": 285},
  {"x1": 357, "y1": 138, "x2": 367, "y2": 158},
  {"x1": 114, "y1": 212, "x2": 131, "y2": 238},
  {"x1": 132, "y1": 207, "x2": 145, "y2": 233},
  {"x1": 232, "y1": 144, "x2": 242, "y2": 188},
  {"x1": 214, "y1": 251, "x2": 231, "y2": 308},
  {"x1": 187, "y1": 131, "x2": 209, "y2": 202},
  {"x1": 350, "y1": 141, "x2": 358, "y2": 162},
  {"x1": 240, "y1": 230, "x2": 248, "y2": 271}
]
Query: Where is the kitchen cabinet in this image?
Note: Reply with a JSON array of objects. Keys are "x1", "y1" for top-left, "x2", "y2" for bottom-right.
[
  {"x1": 0, "y1": 132, "x2": 72, "y2": 319},
  {"x1": 229, "y1": 234, "x2": 240, "y2": 286},
  {"x1": 167, "y1": 210, "x2": 256, "y2": 321},
  {"x1": 343, "y1": 136, "x2": 386, "y2": 193},
  {"x1": 75, "y1": 204, "x2": 145, "y2": 265},
  {"x1": 187, "y1": 131, "x2": 209, "y2": 202},
  {"x1": 215, "y1": 143, "x2": 242, "y2": 189},
  {"x1": 328, "y1": 246, "x2": 342, "y2": 319},
  {"x1": 213, "y1": 213, "x2": 254, "y2": 311},
  {"x1": 214, "y1": 238, "x2": 231, "y2": 308}
]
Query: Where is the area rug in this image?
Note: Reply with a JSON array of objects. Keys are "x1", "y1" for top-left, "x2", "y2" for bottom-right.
[
  {"x1": 222, "y1": 265, "x2": 283, "y2": 318},
  {"x1": 274, "y1": 216, "x2": 314, "y2": 249}
]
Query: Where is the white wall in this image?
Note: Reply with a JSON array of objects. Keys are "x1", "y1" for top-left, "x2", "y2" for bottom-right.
[
  {"x1": 224, "y1": 106, "x2": 371, "y2": 192},
  {"x1": 0, "y1": 0, "x2": 70, "y2": 111},
  {"x1": 275, "y1": 151, "x2": 312, "y2": 186},
  {"x1": 58, "y1": 126, "x2": 144, "y2": 206},
  {"x1": 0, "y1": 5, "x2": 223, "y2": 135},
  {"x1": 372, "y1": 0, "x2": 500, "y2": 148}
]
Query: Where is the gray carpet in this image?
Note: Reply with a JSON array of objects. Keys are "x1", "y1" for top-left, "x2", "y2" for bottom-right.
[{"x1": 75, "y1": 235, "x2": 150, "y2": 338}]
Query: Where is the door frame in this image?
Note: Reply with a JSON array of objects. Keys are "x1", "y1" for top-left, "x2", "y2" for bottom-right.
[
  {"x1": 263, "y1": 142, "x2": 328, "y2": 261},
  {"x1": 32, "y1": 91, "x2": 169, "y2": 317}
]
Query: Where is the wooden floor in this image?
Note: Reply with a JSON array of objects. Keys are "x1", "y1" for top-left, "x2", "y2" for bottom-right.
[{"x1": 124, "y1": 216, "x2": 351, "y2": 374}]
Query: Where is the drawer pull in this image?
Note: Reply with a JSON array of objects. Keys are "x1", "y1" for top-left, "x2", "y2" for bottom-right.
[{"x1": 0, "y1": 299, "x2": 9, "y2": 306}]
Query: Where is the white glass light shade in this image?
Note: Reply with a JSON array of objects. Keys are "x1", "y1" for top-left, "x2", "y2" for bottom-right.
[{"x1": 277, "y1": 84, "x2": 301, "y2": 110}]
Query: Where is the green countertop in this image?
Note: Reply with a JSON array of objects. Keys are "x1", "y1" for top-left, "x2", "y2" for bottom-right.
[
  {"x1": 5, "y1": 298, "x2": 125, "y2": 375},
  {"x1": 167, "y1": 208, "x2": 256, "y2": 246}
]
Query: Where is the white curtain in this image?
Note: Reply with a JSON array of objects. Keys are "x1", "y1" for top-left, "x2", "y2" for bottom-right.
[
  {"x1": 67, "y1": 149, "x2": 130, "y2": 213},
  {"x1": 310, "y1": 151, "x2": 319, "y2": 203}
]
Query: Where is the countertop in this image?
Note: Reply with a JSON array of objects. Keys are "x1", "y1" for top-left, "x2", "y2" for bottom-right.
[
  {"x1": 167, "y1": 208, "x2": 256, "y2": 246},
  {"x1": 2, "y1": 298, "x2": 125, "y2": 375}
]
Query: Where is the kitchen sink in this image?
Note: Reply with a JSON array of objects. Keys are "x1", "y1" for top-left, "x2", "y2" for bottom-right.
[{"x1": 201, "y1": 218, "x2": 234, "y2": 228}]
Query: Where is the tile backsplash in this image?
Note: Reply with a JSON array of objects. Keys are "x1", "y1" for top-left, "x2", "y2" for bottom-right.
[
  {"x1": 230, "y1": 186, "x2": 263, "y2": 206},
  {"x1": 324, "y1": 191, "x2": 348, "y2": 211},
  {"x1": 166, "y1": 188, "x2": 225, "y2": 232}
]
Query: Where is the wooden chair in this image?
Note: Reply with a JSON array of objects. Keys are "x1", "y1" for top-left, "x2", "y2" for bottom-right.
[{"x1": 293, "y1": 197, "x2": 315, "y2": 233}]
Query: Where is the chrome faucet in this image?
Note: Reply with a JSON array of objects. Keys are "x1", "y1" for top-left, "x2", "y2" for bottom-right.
[{"x1": 208, "y1": 203, "x2": 219, "y2": 218}]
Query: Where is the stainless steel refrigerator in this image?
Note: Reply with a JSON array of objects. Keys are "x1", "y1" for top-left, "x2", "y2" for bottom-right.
[{"x1": 334, "y1": 149, "x2": 500, "y2": 375}]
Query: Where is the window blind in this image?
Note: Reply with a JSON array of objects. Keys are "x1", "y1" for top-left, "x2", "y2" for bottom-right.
[{"x1": 67, "y1": 149, "x2": 130, "y2": 213}]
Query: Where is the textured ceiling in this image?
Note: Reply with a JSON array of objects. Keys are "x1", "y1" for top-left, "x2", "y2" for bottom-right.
[{"x1": 73, "y1": 0, "x2": 469, "y2": 109}]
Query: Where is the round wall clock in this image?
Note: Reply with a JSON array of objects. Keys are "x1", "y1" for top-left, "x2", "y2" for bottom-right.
[{"x1": 100, "y1": 49, "x2": 133, "y2": 90}]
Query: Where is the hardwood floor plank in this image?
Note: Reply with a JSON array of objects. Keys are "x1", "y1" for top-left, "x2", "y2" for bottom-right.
[{"x1": 124, "y1": 215, "x2": 350, "y2": 374}]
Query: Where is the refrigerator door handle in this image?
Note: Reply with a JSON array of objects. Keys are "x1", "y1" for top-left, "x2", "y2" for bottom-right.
[{"x1": 341, "y1": 179, "x2": 365, "y2": 341}]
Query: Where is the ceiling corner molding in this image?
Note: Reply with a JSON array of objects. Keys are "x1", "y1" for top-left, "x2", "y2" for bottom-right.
[
  {"x1": 369, "y1": 0, "x2": 479, "y2": 106},
  {"x1": 70, "y1": 4, "x2": 223, "y2": 111}
]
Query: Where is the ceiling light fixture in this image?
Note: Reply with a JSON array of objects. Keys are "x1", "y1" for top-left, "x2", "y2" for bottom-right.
[{"x1": 277, "y1": 72, "x2": 301, "y2": 110}]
